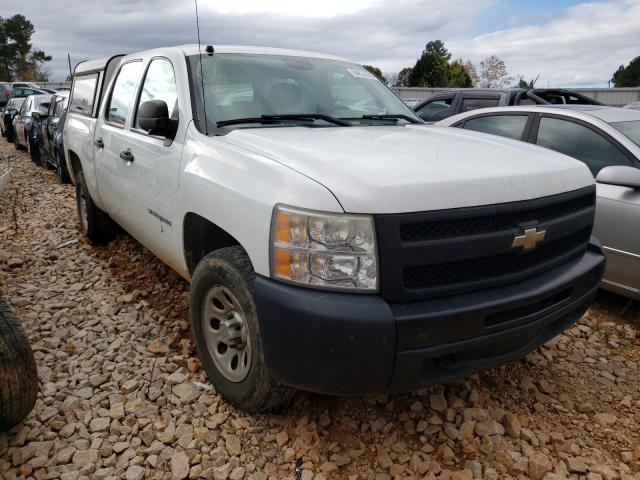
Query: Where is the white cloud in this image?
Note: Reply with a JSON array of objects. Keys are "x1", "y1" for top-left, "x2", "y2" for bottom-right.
[
  {"x1": 9, "y1": 0, "x2": 640, "y2": 86},
  {"x1": 204, "y1": 0, "x2": 373, "y2": 17},
  {"x1": 451, "y1": 0, "x2": 640, "y2": 86}
]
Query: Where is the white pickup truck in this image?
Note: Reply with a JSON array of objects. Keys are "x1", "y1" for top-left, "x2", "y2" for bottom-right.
[{"x1": 65, "y1": 45, "x2": 605, "y2": 411}]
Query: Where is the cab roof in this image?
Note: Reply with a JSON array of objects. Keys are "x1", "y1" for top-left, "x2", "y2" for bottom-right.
[{"x1": 130, "y1": 44, "x2": 351, "y2": 63}]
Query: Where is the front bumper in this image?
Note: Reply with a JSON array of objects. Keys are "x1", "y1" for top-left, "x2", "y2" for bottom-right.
[{"x1": 254, "y1": 239, "x2": 604, "y2": 395}]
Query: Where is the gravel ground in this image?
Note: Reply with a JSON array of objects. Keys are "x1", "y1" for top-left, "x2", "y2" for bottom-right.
[{"x1": 0, "y1": 142, "x2": 639, "y2": 480}]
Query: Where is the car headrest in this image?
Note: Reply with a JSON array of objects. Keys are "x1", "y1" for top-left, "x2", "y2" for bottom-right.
[{"x1": 268, "y1": 83, "x2": 303, "y2": 111}]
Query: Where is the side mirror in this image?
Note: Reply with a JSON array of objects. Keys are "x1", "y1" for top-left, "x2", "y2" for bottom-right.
[
  {"x1": 596, "y1": 166, "x2": 640, "y2": 189},
  {"x1": 32, "y1": 111, "x2": 40, "y2": 119},
  {"x1": 138, "y1": 100, "x2": 172, "y2": 137}
]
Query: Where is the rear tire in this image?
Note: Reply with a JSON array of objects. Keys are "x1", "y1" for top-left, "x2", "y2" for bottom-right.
[
  {"x1": 75, "y1": 170, "x2": 117, "y2": 244},
  {"x1": 190, "y1": 247, "x2": 293, "y2": 412},
  {"x1": 0, "y1": 298, "x2": 38, "y2": 431},
  {"x1": 56, "y1": 149, "x2": 71, "y2": 184}
]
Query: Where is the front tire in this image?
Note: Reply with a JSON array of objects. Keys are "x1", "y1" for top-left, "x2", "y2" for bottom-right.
[
  {"x1": 0, "y1": 298, "x2": 38, "y2": 431},
  {"x1": 75, "y1": 170, "x2": 116, "y2": 244},
  {"x1": 190, "y1": 247, "x2": 293, "y2": 412}
]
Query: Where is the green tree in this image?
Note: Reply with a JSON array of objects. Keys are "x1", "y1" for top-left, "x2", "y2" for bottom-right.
[
  {"x1": 446, "y1": 59, "x2": 473, "y2": 88},
  {"x1": 408, "y1": 40, "x2": 452, "y2": 87},
  {"x1": 363, "y1": 65, "x2": 386, "y2": 83},
  {"x1": 0, "y1": 14, "x2": 51, "y2": 81},
  {"x1": 395, "y1": 67, "x2": 413, "y2": 87},
  {"x1": 612, "y1": 57, "x2": 640, "y2": 87}
]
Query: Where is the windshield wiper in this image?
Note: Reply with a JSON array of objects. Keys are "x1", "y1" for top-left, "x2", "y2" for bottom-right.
[
  {"x1": 359, "y1": 114, "x2": 422, "y2": 124},
  {"x1": 216, "y1": 114, "x2": 352, "y2": 128}
]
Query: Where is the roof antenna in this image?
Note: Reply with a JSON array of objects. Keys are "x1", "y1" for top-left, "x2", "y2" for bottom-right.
[
  {"x1": 530, "y1": 73, "x2": 540, "y2": 88},
  {"x1": 194, "y1": 0, "x2": 209, "y2": 134}
]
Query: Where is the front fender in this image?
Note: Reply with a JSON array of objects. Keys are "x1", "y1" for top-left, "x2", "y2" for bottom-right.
[{"x1": 178, "y1": 124, "x2": 343, "y2": 278}]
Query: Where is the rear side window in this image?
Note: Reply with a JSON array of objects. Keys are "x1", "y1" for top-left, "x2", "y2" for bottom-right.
[
  {"x1": 106, "y1": 61, "x2": 143, "y2": 127},
  {"x1": 134, "y1": 58, "x2": 178, "y2": 130},
  {"x1": 536, "y1": 117, "x2": 633, "y2": 176},
  {"x1": 462, "y1": 115, "x2": 529, "y2": 140},
  {"x1": 70, "y1": 74, "x2": 98, "y2": 115},
  {"x1": 460, "y1": 97, "x2": 500, "y2": 112},
  {"x1": 416, "y1": 97, "x2": 454, "y2": 122}
]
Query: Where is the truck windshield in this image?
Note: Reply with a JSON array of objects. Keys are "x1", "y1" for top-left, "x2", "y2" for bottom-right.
[
  {"x1": 188, "y1": 53, "x2": 421, "y2": 132},
  {"x1": 611, "y1": 120, "x2": 640, "y2": 147}
]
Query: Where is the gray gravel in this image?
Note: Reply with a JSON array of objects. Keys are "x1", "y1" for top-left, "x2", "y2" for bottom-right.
[{"x1": 0, "y1": 145, "x2": 639, "y2": 480}]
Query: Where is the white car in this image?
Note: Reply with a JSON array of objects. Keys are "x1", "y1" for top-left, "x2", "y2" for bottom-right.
[
  {"x1": 436, "y1": 105, "x2": 640, "y2": 300},
  {"x1": 64, "y1": 45, "x2": 604, "y2": 411}
]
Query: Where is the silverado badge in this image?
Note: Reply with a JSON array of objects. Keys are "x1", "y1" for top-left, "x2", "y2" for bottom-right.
[{"x1": 512, "y1": 227, "x2": 546, "y2": 251}]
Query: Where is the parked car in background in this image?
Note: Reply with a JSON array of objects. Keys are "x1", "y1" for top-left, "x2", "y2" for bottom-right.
[
  {"x1": 414, "y1": 88, "x2": 601, "y2": 123},
  {"x1": 39, "y1": 88, "x2": 58, "y2": 94},
  {"x1": 624, "y1": 101, "x2": 640, "y2": 110},
  {"x1": 12, "y1": 87, "x2": 45, "y2": 98},
  {"x1": 12, "y1": 94, "x2": 52, "y2": 164},
  {"x1": 38, "y1": 91, "x2": 70, "y2": 182},
  {"x1": 402, "y1": 98, "x2": 422, "y2": 108},
  {"x1": 437, "y1": 105, "x2": 640, "y2": 300},
  {"x1": 12, "y1": 82, "x2": 40, "y2": 89},
  {"x1": 1, "y1": 97, "x2": 26, "y2": 143},
  {"x1": 65, "y1": 45, "x2": 604, "y2": 411},
  {"x1": 0, "y1": 83, "x2": 13, "y2": 107}
]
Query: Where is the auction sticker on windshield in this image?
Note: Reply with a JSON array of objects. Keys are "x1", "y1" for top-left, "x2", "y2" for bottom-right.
[{"x1": 346, "y1": 68, "x2": 377, "y2": 80}]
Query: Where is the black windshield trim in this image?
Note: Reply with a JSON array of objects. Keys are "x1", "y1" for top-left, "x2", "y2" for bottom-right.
[{"x1": 217, "y1": 114, "x2": 352, "y2": 128}]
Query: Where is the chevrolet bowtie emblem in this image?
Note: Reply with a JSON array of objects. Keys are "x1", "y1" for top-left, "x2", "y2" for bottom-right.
[{"x1": 512, "y1": 227, "x2": 546, "y2": 251}]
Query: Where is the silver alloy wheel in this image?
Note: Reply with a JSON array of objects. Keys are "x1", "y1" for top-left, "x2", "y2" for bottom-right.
[
  {"x1": 202, "y1": 285, "x2": 252, "y2": 382},
  {"x1": 79, "y1": 194, "x2": 89, "y2": 232}
]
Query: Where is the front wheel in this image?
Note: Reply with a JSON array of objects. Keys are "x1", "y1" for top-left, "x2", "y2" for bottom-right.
[
  {"x1": 75, "y1": 170, "x2": 116, "y2": 244},
  {"x1": 189, "y1": 247, "x2": 293, "y2": 412},
  {"x1": 0, "y1": 298, "x2": 38, "y2": 431}
]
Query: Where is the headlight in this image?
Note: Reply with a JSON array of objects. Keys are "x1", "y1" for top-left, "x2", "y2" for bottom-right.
[{"x1": 270, "y1": 205, "x2": 378, "y2": 291}]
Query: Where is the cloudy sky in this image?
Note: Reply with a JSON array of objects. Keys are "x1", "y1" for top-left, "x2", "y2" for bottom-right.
[{"x1": 10, "y1": 0, "x2": 640, "y2": 86}]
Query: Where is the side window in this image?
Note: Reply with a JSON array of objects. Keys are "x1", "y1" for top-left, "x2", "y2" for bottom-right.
[
  {"x1": 106, "y1": 61, "x2": 143, "y2": 127},
  {"x1": 416, "y1": 97, "x2": 454, "y2": 122},
  {"x1": 134, "y1": 58, "x2": 178, "y2": 130},
  {"x1": 70, "y1": 74, "x2": 98, "y2": 115},
  {"x1": 460, "y1": 97, "x2": 500, "y2": 113},
  {"x1": 536, "y1": 117, "x2": 633, "y2": 176},
  {"x1": 462, "y1": 115, "x2": 529, "y2": 140}
]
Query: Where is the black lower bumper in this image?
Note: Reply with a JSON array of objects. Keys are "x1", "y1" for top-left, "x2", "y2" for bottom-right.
[{"x1": 254, "y1": 240, "x2": 605, "y2": 395}]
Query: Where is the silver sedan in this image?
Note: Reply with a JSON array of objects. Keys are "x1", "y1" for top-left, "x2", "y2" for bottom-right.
[{"x1": 436, "y1": 105, "x2": 640, "y2": 300}]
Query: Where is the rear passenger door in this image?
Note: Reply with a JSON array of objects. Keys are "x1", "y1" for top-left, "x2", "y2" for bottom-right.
[
  {"x1": 95, "y1": 60, "x2": 144, "y2": 227},
  {"x1": 457, "y1": 93, "x2": 502, "y2": 114},
  {"x1": 95, "y1": 56, "x2": 183, "y2": 269}
]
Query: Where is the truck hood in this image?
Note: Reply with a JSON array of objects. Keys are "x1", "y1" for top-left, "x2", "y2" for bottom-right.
[{"x1": 220, "y1": 125, "x2": 594, "y2": 214}]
